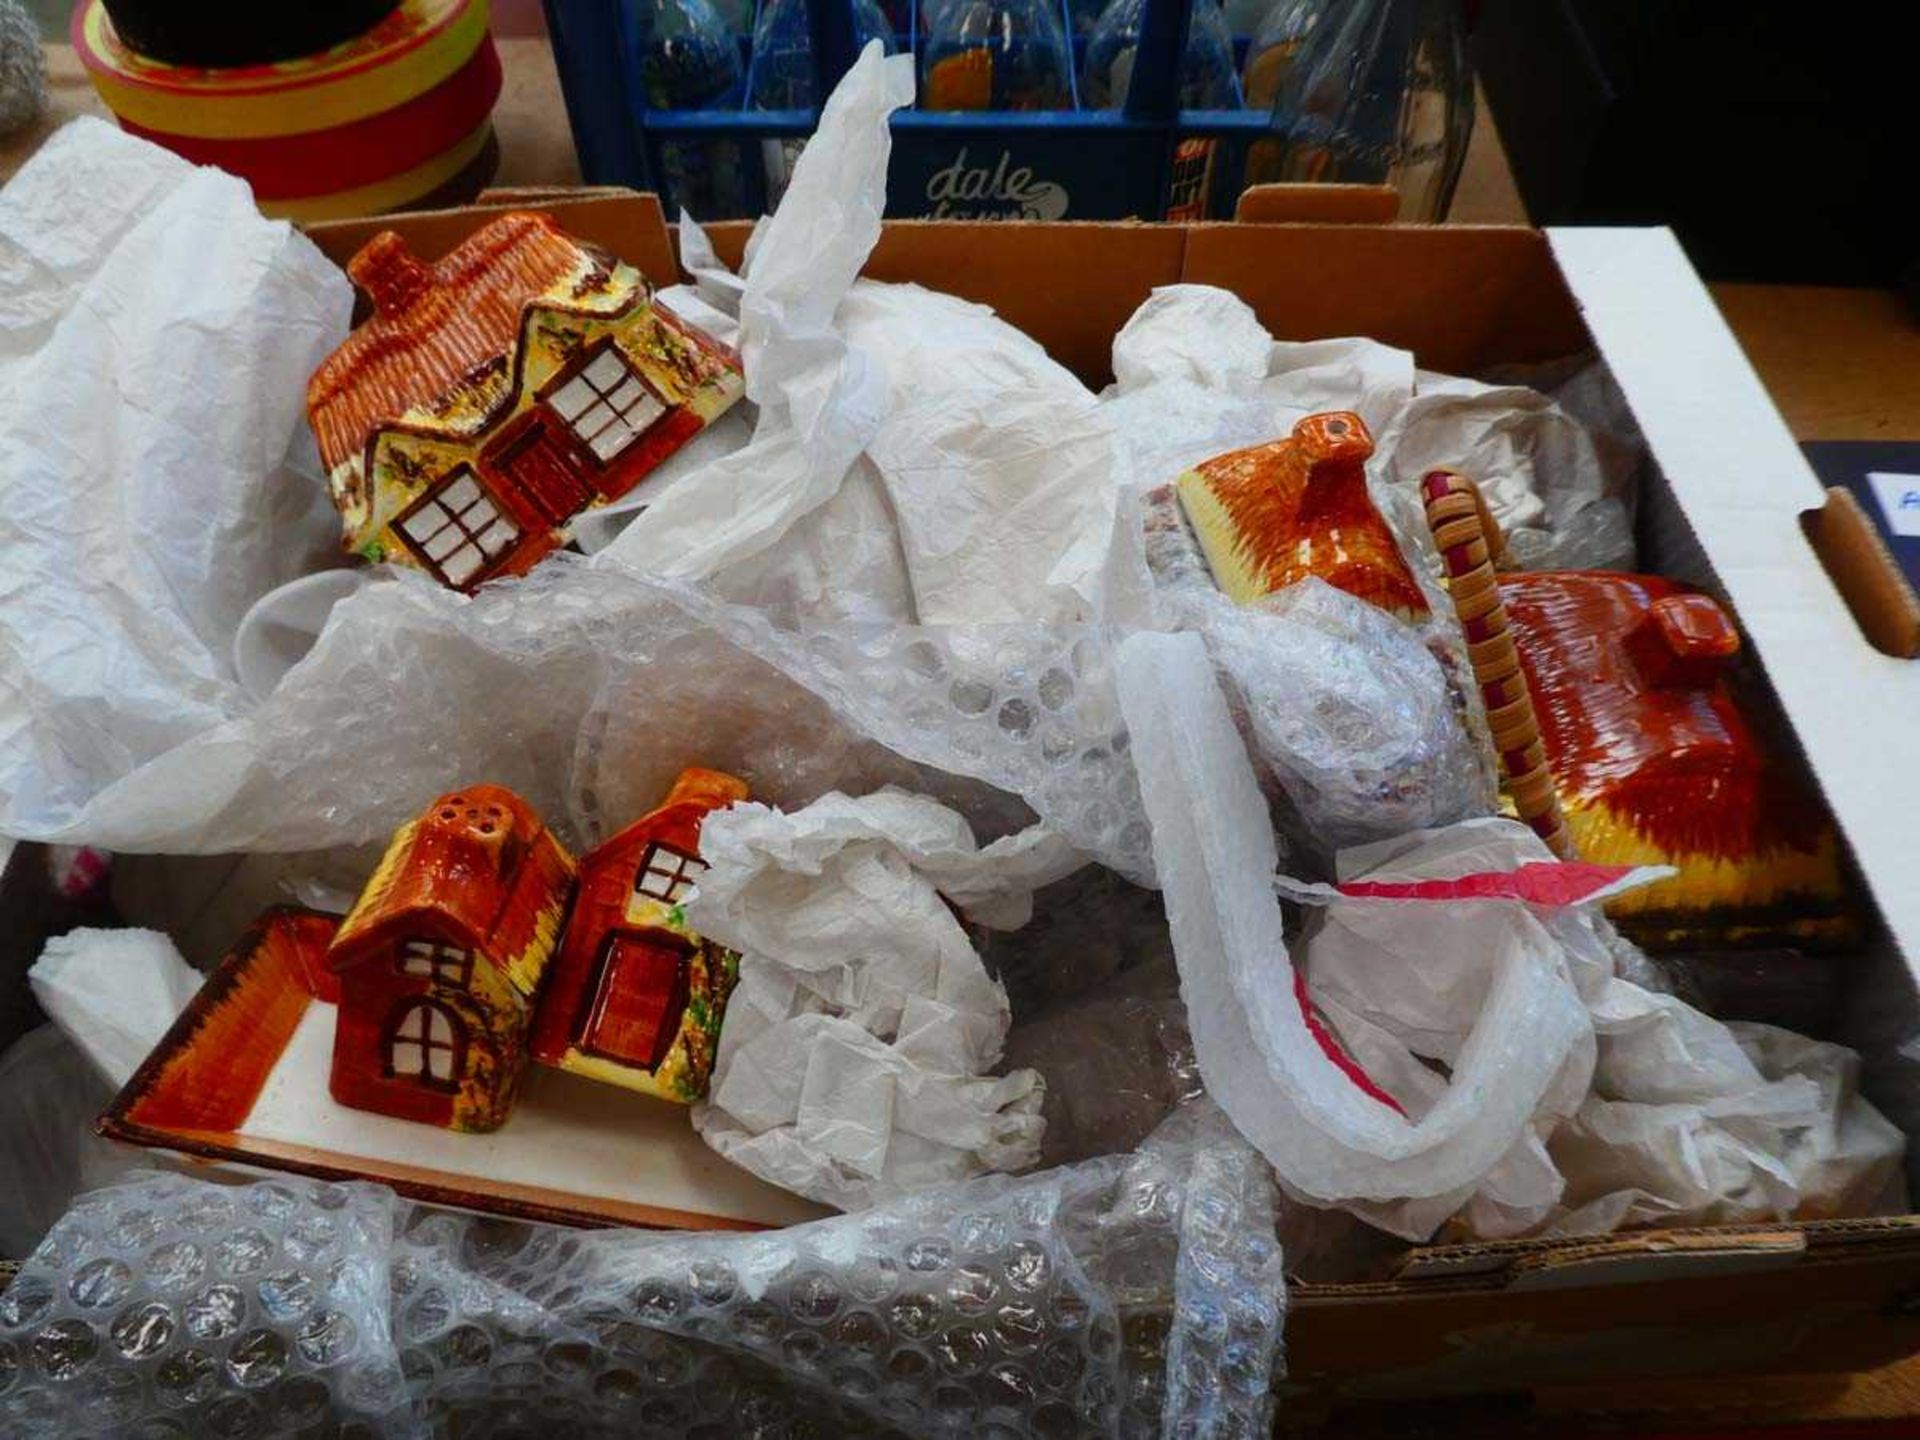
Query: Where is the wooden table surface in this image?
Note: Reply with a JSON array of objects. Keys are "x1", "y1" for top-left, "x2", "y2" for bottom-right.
[{"x1": 4, "y1": 30, "x2": 1919, "y2": 1436}]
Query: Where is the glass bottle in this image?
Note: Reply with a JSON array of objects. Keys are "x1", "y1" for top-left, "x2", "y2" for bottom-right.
[
  {"x1": 750, "y1": 0, "x2": 896, "y2": 206},
  {"x1": 1256, "y1": 0, "x2": 1473, "y2": 221},
  {"x1": 1240, "y1": 0, "x2": 1324, "y2": 110},
  {"x1": 919, "y1": 0, "x2": 1073, "y2": 111},
  {"x1": 1221, "y1": 0, "x2": 1277, "y2": 37},
  {"x1": 627, "y1": 0, "x2": 748, "y2": 218},
  {"x1": 710, "y1": 0, "x2": 756, "y2": 36},
  {"x1": 1081, "y1": 0, "x2": 1236, "y2": 109},
  {"x1": 748, "y1": 0, "x2": 894, "y2": 109},
  {"x1": 631, "y1": 0, "x2": 743, "y2": 109}
]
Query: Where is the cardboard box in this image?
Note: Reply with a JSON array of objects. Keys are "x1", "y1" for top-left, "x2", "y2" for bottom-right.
[{"x1": 296, "y1": 198, "x2": 1920, "y2": 1414}]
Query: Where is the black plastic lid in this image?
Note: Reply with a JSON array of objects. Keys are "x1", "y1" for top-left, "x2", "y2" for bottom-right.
[{"x1": 100, "y1": 0, "x2": 405, "y2": 69}]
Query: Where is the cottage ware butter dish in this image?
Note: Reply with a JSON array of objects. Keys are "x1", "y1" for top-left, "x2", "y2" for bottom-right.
[{"x1": 306, "y1": 210, "x2": 744, "y2": 591}]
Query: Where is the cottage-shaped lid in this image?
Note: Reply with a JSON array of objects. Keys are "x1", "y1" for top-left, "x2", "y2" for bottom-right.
[
  {"x1": 328, "y1": 784, "x2": 576, "y2": 998},
  {"x1": 306, "y1": 212, "x2": 603, "y2": 477},
  {"x1": 1177, "y1": 411, "x2": 1430, "y2": 618}
]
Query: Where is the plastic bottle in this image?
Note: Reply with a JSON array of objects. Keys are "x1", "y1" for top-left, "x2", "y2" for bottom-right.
[
  {"x1": 920, "y1": 0, "x2": 1073, "y2": 110},
  {"x1": 749, "y1": 0, "x2": 896, "y2": 206},
  {"x1": 632, "y1": 0, "x2": 743, "y2": 108},
  {"x1": 1081, "y1": 0, "x2": 1236, "y2": 109},
  {"x1": 749, "y1": 0, "x2": 894, "y2": 109},
  {"x1": 1221, "y1": 0, "x2": 1277, "y2": 36},
  {"x1": 1240, "y1": 0, "x2": 1324, "y2": 110},
  {"x1": 710, "y1": 0, "x2": 756, "y2": 36},
  {"x1": 1256, "y1": 0, "x2": 1473, "y2": 221},
  {"x1": 627, "y1": 0, "x2": 748, "y2": 217}
]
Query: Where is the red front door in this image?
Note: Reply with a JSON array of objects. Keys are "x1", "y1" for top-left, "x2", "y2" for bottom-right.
[
  {"x1": 580, "y1": 931, "x2": 692, "y2": 1073},
  {"x1": 483, "y1": 410, "x2": 593, "y2": 526}
]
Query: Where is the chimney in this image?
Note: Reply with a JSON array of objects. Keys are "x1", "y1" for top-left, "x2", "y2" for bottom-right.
[
  {"x1": 348, "y1": 232, "x2": 435, "y2": 318},
  {"x1": 661, "y1": 768, "x2": 751, "y2": 814},
  {"x1": 1626, "y1": 593, "x2": 1741, "y2": 689}
]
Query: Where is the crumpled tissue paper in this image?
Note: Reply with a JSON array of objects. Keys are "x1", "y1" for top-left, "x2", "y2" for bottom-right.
[
  {"x1": 687, "y1": 788, "x2": 1084, "y2": 1209},
  {"x1": 601, "y1": 45, "x2": 1151, "y2": 632},
  {"x1": 0, "y1": 119, "x2": 353, "y2": 840},
  {"x1": 29, "y1": 927, "x2": 202, "y2": 1087},
  {"x1": 1289, "y1": 822, "x2": 1904, "y2": 1237},
  {"x1": 1116, "y1": 628, "x2": 1904, "y2": 1241},
  {"x1": 0, "y1": 928, "x2": 202, "y2": 1256}
]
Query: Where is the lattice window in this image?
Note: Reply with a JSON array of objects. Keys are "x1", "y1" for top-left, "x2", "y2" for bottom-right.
[
  {"x1": 396, "y1": 468, "x2": 520, "y2": 587},
  {"x1": 397, "y1": 940, "x2": 473, "y2": 989},
  {"x1": 634, "y1": 843, "x2": 704, "y2": 906},
  {"x1": 546, "y1": 345, "x2": 667, "y2": 464},
  {"x1": 388, "y1": 1000, "x2": 460, "y2": 1089}
]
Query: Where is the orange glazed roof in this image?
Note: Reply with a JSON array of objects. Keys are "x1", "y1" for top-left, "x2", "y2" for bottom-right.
[
  {"x1": 307, "y1": 212, "x2": 598, "y2": 476},
  {"x1": 328, "y1": 784, "x2": 577, "y2": 998}
]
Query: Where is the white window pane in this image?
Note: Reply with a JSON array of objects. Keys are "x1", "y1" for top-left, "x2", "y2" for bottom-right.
[
  {"x1": 566, "y1": 398, "x2": 615, "y2": 442},
  {"x1": 399, "y1": 505, "x2": 447, "y2": 542},
  {"x1": 423, "y1": 525, "x2": 462, "y2": 561},
  {"x1": 605, "y1": 377, "x2": 645, "y2": 413},
  {"x1": 667, "y1": 876, "x2": 694, "y2": 903},
  {"x1": 443, "y1": 474, "x2": 480, "y2": 510},
  {"x1": 396, "y1": 1010, "x2": 423, "y2": 1042},
  {"x1": 590, "y1": 423, "x2": 636, "y2": 461},
  {"x1": 625, "y1": 392, "x2": 666, "y2": 430},
  {"x1": 477, "y1": 519, "x2": 518, "y2": 557},
  {"x1": 441, "y1": 546, "x2": 483, "y2": 586},
  {"x1": 392, "y1": 1041, "x2": 422, "y2": 1074},
  {"x1": 405, "y1": 941, "x2": 434, "y2": 956},
  {"x1": 428, "y1": 1048, "x2": 453, "y2": 1082},
  {"x1": 461, "y1": 491, "x2": 501, "y2": 527},
  {"x1": 428, "y1": 1010, "x2": 452, "y2": 1046},
  {"x1": 584, "y1": 348, "x2": 629, "y2": 389},
  {"x1": 549, "y1": 376, "x2": 597, "y2": 421}
]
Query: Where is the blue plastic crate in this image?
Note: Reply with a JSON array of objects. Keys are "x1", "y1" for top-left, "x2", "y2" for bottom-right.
[{"x1": 542, "y1": 0, "x2": 1279, "y2": 221}]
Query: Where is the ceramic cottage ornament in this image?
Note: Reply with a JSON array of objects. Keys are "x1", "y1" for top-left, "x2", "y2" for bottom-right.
[
  {"x1": 327, "y1": 786, "x2": 576, "y2": 1132},
  {"x1": 1422, "y1": 469, "x2": 1855, "y2": 952},
  {"x1": 325, "y1": 770, "x2": 749, "y2": 1133},
  {"x1": 1175, "y1": 411, "x2": 1430, "y2": 619},
  {"x1": 531, "y1": 768, "x2": 748, "y2": 1102},
  {"x1": 306, "y1": 211, "x2": 744, "y2": 591}
]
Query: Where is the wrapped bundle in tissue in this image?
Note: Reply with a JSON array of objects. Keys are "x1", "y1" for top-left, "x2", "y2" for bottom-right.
[{"x1": 687, "y1": 788, "x2": 1085, "y2": 1209}]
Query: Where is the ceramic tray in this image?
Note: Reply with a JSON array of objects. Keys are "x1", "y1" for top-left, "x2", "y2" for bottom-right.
[{"x1": 99, "y1": 907, "x2": 826, "y2": 1231}]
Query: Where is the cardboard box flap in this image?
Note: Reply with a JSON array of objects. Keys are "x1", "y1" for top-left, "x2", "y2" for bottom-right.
[
  {"x1": 1181, "y1": 223, "x2": 1593, "y2": 376},
  {"x1": 1546, "y1": 226, "x2": 1920, "y2": 982},
  {"x1": 1363, "y1": 1215, "x2": 1920, "y2": 1295}
]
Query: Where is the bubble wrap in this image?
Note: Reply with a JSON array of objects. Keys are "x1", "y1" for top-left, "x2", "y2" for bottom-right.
[
  {"x1": 1142, "y1": 477, "x2": 1495, "y2": 853},
  {"x1": 1, "y1": 1102, "x2": 1283, "y2": 1438},
  {"x1": 22, "y1": 557, "x2": 1150, "y2": 883}
]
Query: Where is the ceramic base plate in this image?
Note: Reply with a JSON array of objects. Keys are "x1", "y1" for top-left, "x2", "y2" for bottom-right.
[{"x1": 100, "y1": 907, "x2": 826, "y2": 1231}]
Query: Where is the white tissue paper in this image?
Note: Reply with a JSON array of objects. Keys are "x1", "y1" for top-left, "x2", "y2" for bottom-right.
[
  {"x1": 603, "y1": 46, "x2": 1151, "y2": 632},
  {"x1": 3, "y1": 928, "x2": 202, "y2": 1254},
  {"x1": 0, "y1": 119, "x2": 353, "y2": 839},
  {"x1": 1117, "y1": 628, "x2": 1901, "y2": 1240},
  {"x1": 596, "y1": 45, "x2": 909, "y2": 607},
  {"x1": 29, "y1": 926, "x2": 202, "y2": 1087},
  {"x1": 687, "y1": 789, "x2": 1082, "y2": 1208},
  {"x1": 1291, "y1": 824, "x2": 1904, "y2": 1236}
]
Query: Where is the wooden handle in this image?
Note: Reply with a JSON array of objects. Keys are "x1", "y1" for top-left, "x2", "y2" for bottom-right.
[{"x1": 1421, "y1": 470, "x2": 1572, "y2": 858}]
